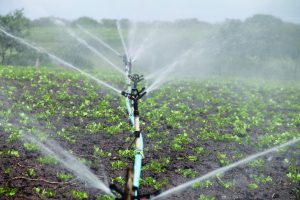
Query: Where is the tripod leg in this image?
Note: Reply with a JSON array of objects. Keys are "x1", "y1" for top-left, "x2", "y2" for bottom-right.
[{"x1": 125, "y1": 166, "x2": 134, "y2": 200}]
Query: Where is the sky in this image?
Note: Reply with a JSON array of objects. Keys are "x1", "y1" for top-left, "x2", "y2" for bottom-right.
[{"x1": 0, "y1": 0, "x2": 300, "y2": 23}]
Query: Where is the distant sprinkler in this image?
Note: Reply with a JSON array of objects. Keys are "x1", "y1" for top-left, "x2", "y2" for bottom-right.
[
  {"x1": 123, "y1": 55, "x2": 132, "y2": 74},
  {"x1": 121, "y1": 74, "x2": 146, "y2": 108},
  {"x1": 115, "y1": 48, "x2": 160, "y2": 199},
  {"x1": 109, "y1": 73, "x2": 161, "y2": 200}
]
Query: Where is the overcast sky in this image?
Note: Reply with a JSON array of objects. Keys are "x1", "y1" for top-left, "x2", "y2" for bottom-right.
[{"x1": 0, "y1": 0, "x2": 299, "y2": 23}]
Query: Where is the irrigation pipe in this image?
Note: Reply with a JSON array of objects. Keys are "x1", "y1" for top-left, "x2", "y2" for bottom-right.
[{"x1": 119, "y1": 55, "x2": 147, "y2": 199}]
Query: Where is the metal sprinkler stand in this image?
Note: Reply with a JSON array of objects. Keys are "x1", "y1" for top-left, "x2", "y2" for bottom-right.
[
  {"x1": 123, "y1": 55, "x2": 132, "y2": 74},
  {"x1": 123, "y1": 55, "x2": 135, "y2": 125},
  {"x1": 121, "y1": 74, "x2": 146, "y2": 200},
  {"x1": 109, "y1": 54, "x2": 159, "y2": 199}
]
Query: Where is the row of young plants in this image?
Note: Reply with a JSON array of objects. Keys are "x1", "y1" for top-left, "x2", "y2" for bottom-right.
[
  {"x1": 141, "y1": 78, "x2": 300, "y2": 199},
  {"x1": 0, "y1": 66, "x2": 299, "y2": 199}
]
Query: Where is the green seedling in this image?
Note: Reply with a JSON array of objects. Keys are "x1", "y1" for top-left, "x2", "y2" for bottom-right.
[
  {"x1": 176, "y1": 168, "x2": 198, "y2": 178},
  {"x1": 193, "y1": 146, "x2": 205, "y2": 155},
  {"x1": 97, "y1": 194, "x2": 115, "y2": 200},
  {"x1": 33, "y1": 187, "x2": 56, "y2": 198},
  {"x1": 70, "y1": 190, "x2": 88, "y2": 200},
  {"x1": 248, "y1": 183, "x2": 258, "y2": 190},
  {"x1": 141, "y1": 177, "x2": 168, "y2": 190},
  {"x1": 216, "y1": 175, "x2": 235, "y2": 189},
  {"x1": 193, "y1": 180, "x2": 214, "y2": 188},
  {"x1": 112, "y1": 176, "x2": 126, "y2": 186},
  {"x1": 111, "y1": 160, "x2": 128, "y2": 170},
  {"x1": 37, "y1": 155, "x2": 58, "y2": 165},
  {"x1": 0, "y1": 187, "x2": 17, "y2": 197},
  {"x1": 28, "y1": 168, "x2": 36, "y2": 178},
  {"x1": 143, "y1": 157, "x2": 170, "y2": 173},
  {"x1": 0, "y1": 149, "x2": 20, "y2": 157},
  {"x1": 249, "y1": 159, "x2": 265, "y2": 168},
  {"x1": 57, "y1": 172, "x2": 73, "y2": 182},
  {"x1": 287, "y1": 165, "x2": 300, "y2": 183},
  {"x1": 199, "y1": 194, "x2": 216, "y2": 200},
  {"x1": 171, "y1": 133, "x2": 191, "y2": 151},
  {"x1": 23, "y1": 143, "x2": 39, "y2": 152},
  {"x1": 117, "y1": 149, "x2": 135, "y2": 159},
  {"x1": 94, "y1": 146, "x2": 112, "y2": 157},
  {"x1": 4, "y1": 167, "x2": 12, "y2": 174},
  {"x1": 217, "y1": 152, "x2": 229, "y2": 166}
]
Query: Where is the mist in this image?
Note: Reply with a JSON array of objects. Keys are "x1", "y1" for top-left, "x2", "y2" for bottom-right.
[
  {"x1": 0, "y1": 2, "x2": 300, "y2": 200},
  {"x1": 4, "y1": 14, "x2": 298, "y2": 86}
]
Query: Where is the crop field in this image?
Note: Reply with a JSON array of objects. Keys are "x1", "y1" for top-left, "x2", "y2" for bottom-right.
[{"x1": 0, "y1": 66, "x2": 299, "y2": 199}]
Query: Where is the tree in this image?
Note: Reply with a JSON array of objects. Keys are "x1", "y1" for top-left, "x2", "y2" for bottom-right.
[
  {"x1": 73, "y1": 17, "x2": 99, "y2": 26},
  {"x1": 100, "y1": 19, "x2": 117, "y2": 28},
  {"x1": 0, "y1": 9, "x2": 30, "y2": 64}
]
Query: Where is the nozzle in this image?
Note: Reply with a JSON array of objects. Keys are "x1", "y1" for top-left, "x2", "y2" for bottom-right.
[
  {"x1": 138, "y1": 91, "x2": 147, "y2": 100},
  {"x1": 123, "y1": 55, "x2": 128, "y2": 65},
  {"x1": 121, "y1": 91, "x2": 130, "y2": 98},
  {"x1": 139, "y1": 87, "x2": 146, "y2": 94},
  {"x1": 129, "y1": 74, "x2": 144, "y2": 83}
]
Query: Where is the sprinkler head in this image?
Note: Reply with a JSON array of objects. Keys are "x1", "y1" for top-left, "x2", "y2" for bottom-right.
[
  {"x1": 138, "y1": 88, "x2": 147, "y2": 100},
  {"x1": 123, "y1": 55, "x2": 132, "y2": 74},
  {"x1": 121, "y1": 88, "x2": 147, "y2": 101},
  {"x1": 129, "y1": 74, "x2": 144, "y2": 83},
  {"x1": 123, "y1": 55, "x2": 128, "y2": 65},
  {"x1": 121, "y1": 91, "x2": 127, "y2": 96}
]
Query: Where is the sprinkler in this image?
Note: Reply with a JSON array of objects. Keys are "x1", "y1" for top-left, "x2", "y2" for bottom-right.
[
  {"x1": 121, "y1": 74, "x2": 146, "y2": 200},
  {"x1": 110, "y1": 74, "x2": 159, "y2": 199},
  {"x1": 123, "y1": 55, "x2": 134, "y2": 124},
  {"x1": 123, "y1": 55, "x2": 132, "y2": 75},
  {"x1": 109, "y1": 65, "x2": 160, "y2": 199}
]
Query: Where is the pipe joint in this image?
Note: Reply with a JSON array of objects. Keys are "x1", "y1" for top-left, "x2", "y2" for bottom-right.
[{"x1": 134, "y1": 131, "x2": 140, "y2": 138}]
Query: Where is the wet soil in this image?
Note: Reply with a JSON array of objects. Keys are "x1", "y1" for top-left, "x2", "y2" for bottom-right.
[{"x1": 0, "y1": 74, "x2": 299, "y2": 200}]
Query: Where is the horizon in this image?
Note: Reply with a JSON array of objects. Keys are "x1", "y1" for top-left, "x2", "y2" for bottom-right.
[
  {"x1": 0, "y1": 0, "x2": 299, "y2": 24},
  {"x1": 12, "y1": 13, "x2": 300, "y2": 25}
]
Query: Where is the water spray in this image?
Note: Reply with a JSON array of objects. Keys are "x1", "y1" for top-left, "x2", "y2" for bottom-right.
[
  {"x1": 146, "y1": 48, "x2": 193, "y2": 93},
  {"x1": 0, "y1": 27, "x2": 122, "y2": 95},
  {"x1": 123, "y1": 55, "x2": 134, "y2": 124},
  {"x1": 151, "y1": 138, "x2": 300, "y2": 200},
  {"x1": 2, "y1": 16, "x2": 297, "y2": 200},
  {"x1": 117, "y1": 21, "x2": 129, "y2": 60},
  {"x1": 77, "y1": 24, "x2": 122, "y2": 57},
  {"x1": 67, "y1": 28, "x2": 126, "y2": 75},
  {"x1": 52, "y1": 19, "x2": 125, "y2": 75},
  {"x1": 25, "y1": 134, "x2": 114, "y2": 196},
  {"x1": 132, "y1": 28, "x2": 157, "y2": 62}
]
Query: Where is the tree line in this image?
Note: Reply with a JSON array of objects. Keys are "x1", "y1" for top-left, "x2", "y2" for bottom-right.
[{"x1": 0, "y1": 9, "x2": 299, "y2": 79}]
